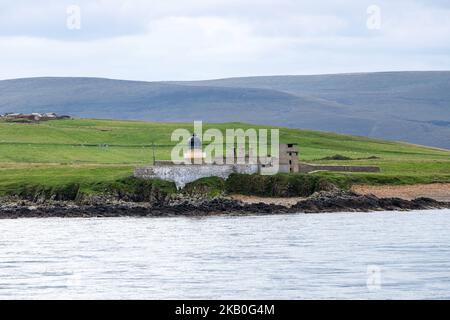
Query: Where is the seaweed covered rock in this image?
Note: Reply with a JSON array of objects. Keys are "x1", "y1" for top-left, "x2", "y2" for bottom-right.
[
  {"x1": 291, "y1": 190, "x2": 450, "y2": 213},
  {"x1": 1, "y1": 188, "x2": 449, "y2": 219}
]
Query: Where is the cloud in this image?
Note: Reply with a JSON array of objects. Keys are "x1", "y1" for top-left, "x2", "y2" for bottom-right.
[{"x1": 0, "y1": 0, "x2": 449, "y2": 80}]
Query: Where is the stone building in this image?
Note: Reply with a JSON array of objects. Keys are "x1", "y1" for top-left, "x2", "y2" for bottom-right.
[
  {"x1": 134, "y1": 140, "x2": 380, "y2": 188},
  {"x1": 279, "y1": 143, "x2": 300, "y2": 173},
  {"x1": 135, "y1": 139, "x2": 289, "y2": 188}
]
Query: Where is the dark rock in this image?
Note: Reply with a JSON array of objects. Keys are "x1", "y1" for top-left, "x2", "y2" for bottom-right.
[{"x1": 0, "y1": 191, "x2": 449, "y2": 219}]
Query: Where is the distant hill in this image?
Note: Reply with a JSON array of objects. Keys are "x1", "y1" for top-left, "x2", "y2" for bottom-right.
[{"x1": 0, "y1": 71, "x2": 449, "y2": 149}]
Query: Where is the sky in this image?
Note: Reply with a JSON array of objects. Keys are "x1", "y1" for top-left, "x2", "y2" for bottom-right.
[{"x1": 0, "y1": 0, "x2": 449, "y2": 81}]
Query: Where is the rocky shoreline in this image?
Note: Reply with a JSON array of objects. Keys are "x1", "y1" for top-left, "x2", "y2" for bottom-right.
[{"x1": 1, "y1": 190, "x2": 449, "y2": 219}]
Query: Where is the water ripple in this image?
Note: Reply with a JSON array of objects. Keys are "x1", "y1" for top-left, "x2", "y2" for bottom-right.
[{"x1": 0, "y1": 210, "x2": 449, "y2": 299}]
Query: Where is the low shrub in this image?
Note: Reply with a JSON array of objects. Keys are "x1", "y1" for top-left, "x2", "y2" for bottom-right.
[
  {"x1": 183, "y1": 176, "x2": 225, "y2": 198},
  {"x1": 4, "y1": 177, "x2": 177, "y2": 203},
  {"x1": 12, "y1": 183, "x2": 81, "y2": 201},
  {"x1": 319, "y1": 154, "x2": 353, "y2": 161},
  {"x1": 92, "y1": 177, "x2": 177, "y2": 202},
  {"x1": 225, "y1": 173, "x2": 338, "y2": 197}
]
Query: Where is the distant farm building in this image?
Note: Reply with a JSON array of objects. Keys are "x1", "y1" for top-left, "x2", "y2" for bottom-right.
[{"x1": 0, "y1": 112, "x2": 72, "y2": 122}]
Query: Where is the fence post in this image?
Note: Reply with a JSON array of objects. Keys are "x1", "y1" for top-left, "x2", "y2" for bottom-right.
[{"x1": 152, "y1": 142, "x2": 156, "y2": 165}]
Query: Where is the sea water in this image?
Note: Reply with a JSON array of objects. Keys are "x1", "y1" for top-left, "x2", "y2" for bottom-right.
[{"x1": 0, "y1": 210, "x2": 449, "y2": 299}]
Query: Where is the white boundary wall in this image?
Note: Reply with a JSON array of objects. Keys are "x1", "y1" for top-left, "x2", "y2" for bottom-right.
[{"x1": 134, "y1": 164, "x2": 259, "y2": 189}]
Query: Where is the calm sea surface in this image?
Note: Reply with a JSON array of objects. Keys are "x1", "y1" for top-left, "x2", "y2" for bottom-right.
[{"x1": 0, "y1": 210, "x2": 449, "y2": 299}]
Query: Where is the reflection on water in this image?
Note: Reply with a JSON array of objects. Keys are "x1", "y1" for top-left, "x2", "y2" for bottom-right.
[{"x1": 0, "y1": 210, "x2": 449, "y2": 299}]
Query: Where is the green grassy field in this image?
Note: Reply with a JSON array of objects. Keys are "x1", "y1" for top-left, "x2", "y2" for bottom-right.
[{"x1": 0, "y1": 118, "x2": 449, "y2": 196}]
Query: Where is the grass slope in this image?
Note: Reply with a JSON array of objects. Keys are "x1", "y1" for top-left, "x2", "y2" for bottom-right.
[{"x1": 0, "y1": 118, "x2": 449, "y2": 196}]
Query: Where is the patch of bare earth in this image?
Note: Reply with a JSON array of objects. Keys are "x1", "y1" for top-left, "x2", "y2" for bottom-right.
[
  {"x1": 230, "y1": 195, "x2": 306, "y2": 207},
  {"x1": 352, "y1": 183, "x2": 450, "y2": 202}
]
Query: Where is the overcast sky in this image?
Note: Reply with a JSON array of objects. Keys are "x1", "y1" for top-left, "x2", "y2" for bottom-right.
[{"x1": 0, "y1": 0, "x2": 449, "y2": 81}]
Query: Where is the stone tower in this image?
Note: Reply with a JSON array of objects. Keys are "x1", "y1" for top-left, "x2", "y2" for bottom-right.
[{"x1": 279, "y1": 143, "x2": 299, "y2": 173}]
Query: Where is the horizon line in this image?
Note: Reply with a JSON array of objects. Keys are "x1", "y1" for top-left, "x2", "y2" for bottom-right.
[{"x1": 1, "y1": 69, "x2": 450, "y2": 83}]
